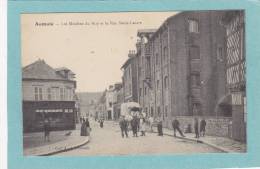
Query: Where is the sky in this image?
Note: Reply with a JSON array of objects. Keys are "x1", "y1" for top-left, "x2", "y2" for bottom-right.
[{"x1": 21, "y1": 12, "x2": 178, "y2": 92}]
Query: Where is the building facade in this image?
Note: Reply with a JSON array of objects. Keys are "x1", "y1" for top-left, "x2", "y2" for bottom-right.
[
  {"x1": 121, "y1": 50, "x2": 139, "y2": 102},
  {"x1": 105, "y1": 83, "x2": 123, "y2": 120},
  {"x1": 222, "y1": 11, "x2": 246, "y2": 142},
  {"x1": 135, "y1": 11, "x2": 228, "y2": 128},
  {"x1": 136, "y1": 29, "x2": 156, "y2": 116},
  {"x1": 22, "y1": 59, "x2": 77, "y2": 132}
]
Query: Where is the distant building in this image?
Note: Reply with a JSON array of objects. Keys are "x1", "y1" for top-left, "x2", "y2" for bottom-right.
[
  {"x1": 121, "y1": 50, "x2": 139, "y2": 102},
  {"x1": 96, "y1": 91, "x2": 107, "y2": 120},
  {"x1": 105, "y1": 83, "x2": 123, "y2": 120},
  {"x1": 22, "y1": 59, "x2": 77, "y2": 132},
  {"x1": 113, "y1": 83, "x2": 124, "y2": 120}
]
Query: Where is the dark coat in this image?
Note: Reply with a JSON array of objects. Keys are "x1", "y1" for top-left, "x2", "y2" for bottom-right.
[
  {"x1": 119, "y1": 119, "x2": 128, "y2": 130},
  {"x1": 80, "y1": 122, "x2": 87, "y2": 136},
  {"x1": 200, "y1": 120, "x2": 206, "y2": 129},
  {"x1": 172, "y1": 119, "x2": 180, "y2": 129}
]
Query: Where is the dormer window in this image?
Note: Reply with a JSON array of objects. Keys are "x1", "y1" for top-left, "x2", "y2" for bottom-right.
[{"x1": 188, "y1": 19, "x2": 199, "y2": 33}]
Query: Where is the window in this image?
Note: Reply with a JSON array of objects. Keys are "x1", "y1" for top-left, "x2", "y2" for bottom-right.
[
  {"x1": 34, "y1": 87, "x2": 38, "y2": 101},
  {"x1": 163, "y1": 47, "x2": 168, "y2": 62},
  {"x1": 109, "y1": 102, "x2": 112, "y2": 108},
  {"x1": 47, "y1": 88, "x2": 51, "y2": 100},
  {"x1": 144, "y1": 87, "x2": 147, "y2": 95},
  {"x1": 157, "y1": 106, "x2": 161, "y2": 117},
  {"x1": 189, "y1": 46, "x2": 200, "y2": 60},
  {"x1": 39, "y1": 88, "x2": 43, "y2": 100},
  {"x1": 188, "y1": 19, "x2": 199, "y2": 33},
  {"x1": 165, "y1": 106, "x2": 168, "y2": 117},
  {"x1": 52, "y1": 87, "x2": 59, "y2": 101},
  {"x1": 34, "y1": 87, "x2": 43, "y2": 101},
  {"x1": 139, "y1": 88, "x2": 142, "y2": 97},
  {"x1": 157, "y1": 80, "x2": 160, "y2": 90},
  {"x1": 191, "y1": 72, "x2": 201, "y2": 87},
  {"x1": 64, "y1": 88, "x2": 67, "y2": 100},
  {"x1": 217, "y1": 47, "x2": 223, "y2": 61},
  {"x1": 164, "y1": 76, "x2": 169, "y2": 89},
  {"x1": 192, "y1": 103, "x2": 202, "y2": 115},
  {"x1": 151, "y1": 107, "x2": 154, "y2": 117},
  {"x1": 60, "y1": 88, "x2": 64, "y2": 100},
  {"x1": 156, "y1": 53, "x2": 159, "y2": 65}
]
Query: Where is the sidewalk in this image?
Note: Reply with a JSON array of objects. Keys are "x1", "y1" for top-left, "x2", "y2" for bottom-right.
[
  {"x1": 151, "y1": 127, "x2": 246, "y2": 153},
  {"x1": 23, "y1": 125, "x2": 90, "y2": 156}
]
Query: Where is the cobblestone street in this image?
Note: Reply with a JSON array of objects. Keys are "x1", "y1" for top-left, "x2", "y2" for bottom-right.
[{"x1": 56, "y1": 120, "x2": 222, "y2": 156}]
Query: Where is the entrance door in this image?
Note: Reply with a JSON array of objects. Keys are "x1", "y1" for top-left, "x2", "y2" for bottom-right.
[{"x1": 108, "y1": 110, "x2": 112, "y2": 120}]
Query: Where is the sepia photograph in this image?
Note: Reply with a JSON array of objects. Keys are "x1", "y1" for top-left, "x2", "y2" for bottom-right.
[{"x1": 21, "y1": 10, "x2": 246, "y2": 156}]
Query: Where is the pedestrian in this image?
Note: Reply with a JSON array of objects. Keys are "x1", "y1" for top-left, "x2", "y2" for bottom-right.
[
  {"x1": 200, "y1": 118, "x2": 206, "y2": 137},
  {"x1": 149, "y1": 116, "x2": 154, "y2": 132},
  {"x1": 100, "y1": 119, "x2": 104, "y2": 128},
  {"x1": 131, "y1": 116, "x2": 139, "y2": 137},
  {"x1": 157, "y1": 119, "x2": 163, "y2": 136},
  {"x1": 172, "y1": 118, "x2": 185, "y2": 137},
  {"x1": 43, "y1": 118, "x2": 51, "y2": 142},
  {"x1": 85, "y1": 118, "x2": 91, "y2": 136},
  {"x1": 194, "y1": 117, "x2": 199, "y2": 138},
  {"x1": 140, "y1": 118, "x2": 146, "y2": 136},
  {"x1": 119, "y1": 116, "x2": 128, "y2": 138},
  {"x1": 80, "y1": 119, "x2": 87, "y2": 136}
]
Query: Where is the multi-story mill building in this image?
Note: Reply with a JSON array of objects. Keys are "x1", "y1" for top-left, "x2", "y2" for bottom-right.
[
  {"x1": 137, "y1": 11, "x2": 228, "y2": 125},
  {"x1": 121, "y1": 10, "x2": 246, "y2": 141}
]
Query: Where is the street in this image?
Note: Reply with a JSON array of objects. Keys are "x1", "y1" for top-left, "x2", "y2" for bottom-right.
[{"x1": 56, "y1": 120, "x2": 222, "y2": 156}]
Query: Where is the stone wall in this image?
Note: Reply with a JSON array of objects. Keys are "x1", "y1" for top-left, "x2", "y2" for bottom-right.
[{"x1": 164, "y1": 116, "x2": 232, "y2": 137}]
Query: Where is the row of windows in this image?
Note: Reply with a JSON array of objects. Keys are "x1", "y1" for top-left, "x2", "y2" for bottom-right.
[
  {"x1": 139, "y1": 76, "x2": 169, "y2": 97},
  {"x1": 34, "y1": 87, "x2": 74, "y2": 101}
]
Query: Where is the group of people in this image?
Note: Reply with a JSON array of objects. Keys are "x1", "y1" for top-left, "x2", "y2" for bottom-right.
[
  {"x1": 80, "y1": 118, "x2": 91, "y2": 136},
  {"x1": 172, "y1": 117, "x2": 207, "y2": 138},
  {"x1": 119, "y1": 115, "x2": 207, "y2": 139},
  {"x1": 119, "y1": 115, "x2": 146, "y2": 138}
]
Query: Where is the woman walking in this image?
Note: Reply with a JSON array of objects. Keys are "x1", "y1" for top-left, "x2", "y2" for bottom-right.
[
  {"x1": 80, "y1": 119, "x2": 87, "y2": 136},
  {"x1": 140, "y1": 118, "x2": 146, "y2": 136}
]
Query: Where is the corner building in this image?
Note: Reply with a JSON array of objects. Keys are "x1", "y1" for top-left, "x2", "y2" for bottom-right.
[{"x1": 139, "y1": 11, "x2": 229, "y2": 128}]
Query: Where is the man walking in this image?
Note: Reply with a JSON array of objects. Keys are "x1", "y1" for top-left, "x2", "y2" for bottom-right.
[
  {"x1": 131, "y1": 116, "x2": 139, "y2": 137},
  {"x1": 194, "y1": 117, "x2": 200, "y2": 138},
  {"x1": 43, "y1": 117, "x2": 51, "y2": 142},
  {"x1": 157, "y1": 119, "x2": 163, "y2": 136},
  {"x1": 119, "y1": 116, "x2": 128, "y2": 138},
  {"x1": 200, "y1": 118, "x2": 206, "y2": 137},
  {"x1": 172, "y1": 118, "x2": 185, "y2": 137}
]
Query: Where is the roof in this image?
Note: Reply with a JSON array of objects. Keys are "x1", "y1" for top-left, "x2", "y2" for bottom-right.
[
  {"x1": 22, "y1": 59, "x2": 72, "y2": 80},
  {"x1": 55, "y1": 67, "x2": 75, "y2": 75},
  {"x1": 137, "y1": 29, "x2": 157, "y2": 37},
  {"x1": 121, "y1": 57, "x2": 134, "y2": 69}
]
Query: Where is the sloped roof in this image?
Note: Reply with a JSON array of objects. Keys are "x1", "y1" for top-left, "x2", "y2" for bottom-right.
[{"x1": 22, "y1": 59, "x2": 67, "y2": 80}]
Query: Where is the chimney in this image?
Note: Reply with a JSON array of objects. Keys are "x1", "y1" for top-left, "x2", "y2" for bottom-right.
[
  {"x1": 136, "y1": 39, "x2": 141, "y2": 52},
  {"x1": 128, "y1": 50, "x2": 136, "y2": 58}
]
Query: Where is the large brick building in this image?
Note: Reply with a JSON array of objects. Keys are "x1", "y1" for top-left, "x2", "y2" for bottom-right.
[
  {"x1": 121, "y1": 11, "x2": 246, "y2": 141},
  {"x1": 22, "y1": 59, "x2": 77, "y2": 132},
  {"x1": 137, "y1": 11, "x2": 228, "y2": 126}
]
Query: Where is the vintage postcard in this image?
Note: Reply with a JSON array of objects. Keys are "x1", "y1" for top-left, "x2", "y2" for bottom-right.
[{"x1": 7, "y1": 1, "x2": 260, "y2": 169}]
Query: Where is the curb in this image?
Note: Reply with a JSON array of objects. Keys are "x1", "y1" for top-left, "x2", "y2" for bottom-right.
[
  {"x1": 149, "y1": 130, "x2": 229, "y2": 153},
  {"x1": 28, "y1": 136, "x2": 90, "y2": 156},
  {"x1": 40, "y1": 136, "x2": 90, "y2": 156}
]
